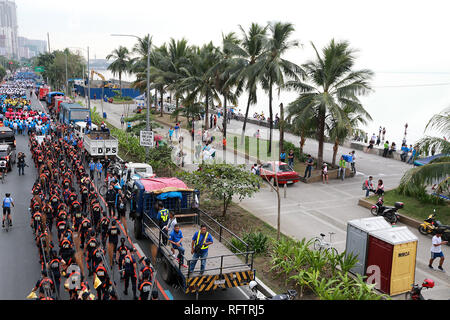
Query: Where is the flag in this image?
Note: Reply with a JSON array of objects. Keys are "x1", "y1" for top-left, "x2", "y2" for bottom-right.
[
  {"x1": 26, "y1": 291, "x2": 37, "y2": 299},
  {"x1": 94, "y1": 274, "x2": 102, "y2": 289}
]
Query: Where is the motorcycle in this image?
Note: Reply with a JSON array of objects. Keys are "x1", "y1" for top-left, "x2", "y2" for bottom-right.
[
  {"x1": 418, "y1": 210, "x2": 450, "y2": 243},
  {"x1": 249, "y1": 280, "x2": 297, "y2": 300},
  {"x1": 405, "y1": 279, "x2": 434, "y2": 300},
  {"x1": 370, "y1": 197, "x2": 403, "y2": 224}
]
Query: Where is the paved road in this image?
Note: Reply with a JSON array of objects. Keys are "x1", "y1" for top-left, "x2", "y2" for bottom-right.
[{"x1": 0, "y1": 127, "x2": 42, "y2": 299}]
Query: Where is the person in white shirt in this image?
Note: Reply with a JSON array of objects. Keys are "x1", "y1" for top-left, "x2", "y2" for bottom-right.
[
  {"x1": 165, "y1": 211, "x2": 178, "y2": 240},
  {"x1": 429, "y1": 230, "x2": 447, "y2": 272}
]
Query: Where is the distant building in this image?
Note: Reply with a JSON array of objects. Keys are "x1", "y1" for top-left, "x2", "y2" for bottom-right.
[
  {"x1": 18, "y1": 36, "x2": 46, "y2": 59},
  {"x1": 0, "y1": 0, "x2": 19, "y2": 59},
  {"x1": 90, "y1": 59, "x2": 111, "y2": 70}
]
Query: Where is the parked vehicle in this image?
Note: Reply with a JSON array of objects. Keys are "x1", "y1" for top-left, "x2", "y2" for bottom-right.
[
  {"x1": 46, "y1": 91, "x2": 64, "y2": 107},
  {"x1": 249, "y1": 281, "x2": 297, "y2": 300},
  {"x1": 59, "y1": 102, "x2": 89, "y2": 125},
  {"x1": 405, "y1": 279, "x2": 434, "y2": 300},
  {"x1": 121, "y1": 162, "x2": 155, "y2": 196},
  {"x1": 370, "y1": 197, "x2": 403, "y2": 224},
  {"x1": 73, "y1": 122, "x2": 98, "y2": 136},
  {"x1": 83, "y1": 131, "x2": 118, "y2": 159},
  {"x1": 0, "y1": 127, "x2": 16, "y2": 149},
  {"x1": 130, "y1": 177, "x2": 255, "y2": 294},
  {"x1": 38, "y1": 86, "x2": 49, "y2": 101},
  {"x1": 0, "y1": 144, "x2": 16, "y2": 171},
  {"x1": 418, "y1": 210, "x2": 450, "y2": 243},
  {"x1": 259, "y1": 161, "x2": 300, "y2": 185}
]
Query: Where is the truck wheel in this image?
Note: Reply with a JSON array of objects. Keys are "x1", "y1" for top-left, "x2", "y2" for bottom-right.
[
  {"x1": 134, "y1": 218, "x2": 143, "y2": 240},
  {"x1": 161, "y1": 258, "x2": 174, "y2": 284}
]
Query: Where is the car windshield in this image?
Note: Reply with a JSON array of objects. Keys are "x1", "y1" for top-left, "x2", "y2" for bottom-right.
[
  {"x1": 277, "y1": 164, "x2": 292, "y2": 172},
  {"x1": 135, "y1": 168, "x2": 149, "y2": 174}
]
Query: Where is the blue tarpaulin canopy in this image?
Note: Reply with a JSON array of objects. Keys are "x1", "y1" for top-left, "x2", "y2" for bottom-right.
[
  {"x1": 414, "y1": 153, "x2": 448, "y2": 166},
  {"x1": 156, "y1": 191, "x2": 183, "y2": 200}
]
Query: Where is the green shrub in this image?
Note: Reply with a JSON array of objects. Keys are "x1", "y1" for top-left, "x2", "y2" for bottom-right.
[
  {"x1": 243, "y1": 231, "x2": 269, "y2": 255},
  {"x1": 230, "y1": 237, "x2": 247, "y2": 254},
  {"x1": 283, "y1": 141, "x2": 307, "y2": 162},
  {"x1": 269, "y1": 236, "x2": 385, "y2": 299}
]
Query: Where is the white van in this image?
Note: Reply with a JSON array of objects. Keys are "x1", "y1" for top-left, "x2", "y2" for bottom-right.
[{"x1": 74, "y1": 122, "x2": 98, "y2": 136}]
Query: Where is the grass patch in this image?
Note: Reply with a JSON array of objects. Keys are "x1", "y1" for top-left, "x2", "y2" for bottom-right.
[
  {"x1": 368, "y1": 189, "x2": 450, "y2": 224},
  {"x1": 201, "y1": 198, "x2": 312, "y2": 297}
]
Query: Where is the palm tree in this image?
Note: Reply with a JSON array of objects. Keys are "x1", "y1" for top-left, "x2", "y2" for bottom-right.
[
  {"x1": 287, "y1": 99, "x2": 318, "y2": 155},
  {"x1": 285, "y1": 39, "x2": 373, "y2": 166},
  {"x1": 399, "y1": 106, "x2": 450, "y2": 196},
  {"x1": 129, "y1": 35, "x2": 152, "y2": 75},
  {"x1": 328, "y1": 105, "x2": 369, "y2": 166},
  {"x1": 165, "y1": 38, "x2": 191, "y2": 122},
  {"x1": 225, "y1": 23, "x2": 268, "y2": 142},
  {"x1": 106, "y1": 46, "x2": 131, "y2": 91},
  {"x1": 253, "y1": 21, "x2": 303, "y2": 154},
  {"x1": 179, "y1": 43, "x2": 221, "y2": 130},
  {"x1": 211, "y1": 32, "x2": 241, "y2": 149}
]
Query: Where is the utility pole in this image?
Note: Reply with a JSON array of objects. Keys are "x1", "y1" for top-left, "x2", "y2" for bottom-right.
[
  {"x1": 47, "y1": 32, "x2": 51, "y2": 52},
  {"x1": 279, "y1": 103, "x2": 284, "y2": 161},
  {"x1": 87, "y1": 46, "x2": 91, "y2": 114},
  {"x1": 146, "y1": 33, "x2": 151, "y2": 162},
  {"x1": 65, "y1": 52, "x2": 68, "y2": 96}
]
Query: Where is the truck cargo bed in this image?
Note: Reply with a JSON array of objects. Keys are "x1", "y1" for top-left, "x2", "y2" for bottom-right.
[{"x1": 144, "y1": 223, "x2": 251, "y2": 276}]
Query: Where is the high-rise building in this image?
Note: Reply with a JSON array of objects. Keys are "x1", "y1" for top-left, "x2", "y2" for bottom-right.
[
  {"x1": 0, "y1": 0, "x2": 19, "y2": 59},
  {"x1": 18, "y1": 36, "x2": 46, "y2": 58}
]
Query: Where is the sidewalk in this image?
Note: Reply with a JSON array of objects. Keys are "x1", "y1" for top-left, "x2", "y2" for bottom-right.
[{"x1": 88, "y1": 100, "x2": 450, "y2": 300}]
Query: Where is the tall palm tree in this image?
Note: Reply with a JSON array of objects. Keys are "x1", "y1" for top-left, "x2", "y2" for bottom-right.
[
  {"x1": 211, "y1": 32, "x2": 241, "y2": 149},
  {"x1": 253, "y1": 21, "x2": 303, "y2": 154},
  {"x1": 179, "y1": 43, "x2": 221, "y2": 130},
  {"x1": 106, "y1": 46, "x2": 131, "y2": 91},
  {"x1": 285, "y1": 39, "x2": 373, "y2": 166},
  {"x1": 129, "y1": 35, "x2": 152, "y2": 75},
  {"x1": 287, "y1": 99, "x2": 318, "y2": 155},
  {"x1": 399, "y1": 106, "x2": 450, "y2": 196},
  {"x1": 165, "y1": 38, "x2": 191, "y2": 122},
  {"x1": 226, "y1": 23, "x2": 268, "y2": 143},
  {"x1": 328, "y1": 105, "x2": 369, "y2": 166}
]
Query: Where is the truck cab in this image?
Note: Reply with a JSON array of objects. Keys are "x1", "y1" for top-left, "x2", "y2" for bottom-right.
[
  {"x1": 74, "y1": 122, "x2": 98, "y2": 136},
  {"x1": 130, "y1": 177, "x2": 255, "y2": 294},
  {"x1": 38, "y1": 86, "x2": 49, "y2": 101},
  {"x1": 121, "y1": 162, "x2": 155, "y2": 195},
  {"x1": 59, "y1": 102, "x2": 90, "y2": 125}
]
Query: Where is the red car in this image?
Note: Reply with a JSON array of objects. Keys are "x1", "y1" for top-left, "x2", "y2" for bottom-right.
[{"x1": 259, "y1": 161, "x2": 300, "y2": 185}]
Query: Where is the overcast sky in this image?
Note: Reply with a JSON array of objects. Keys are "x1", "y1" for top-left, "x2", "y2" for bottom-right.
[
  {"x1": 14, "y1": 0, "x2": 450, "y2": 71},
  {"x1": 14, "y1": 0, "x2": 450, "y2": 143}
]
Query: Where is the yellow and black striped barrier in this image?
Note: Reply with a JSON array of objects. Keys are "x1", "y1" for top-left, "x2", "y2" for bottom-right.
[{"x1": 185, "y1": 270, "x2": 254, "y2": 293}]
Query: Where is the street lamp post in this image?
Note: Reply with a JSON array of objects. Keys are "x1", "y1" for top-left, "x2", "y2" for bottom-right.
[
  {"x1": 111, "y1": 33, "x2": 151, "y2": 161},
  {"x1": 65, "y1": 46, "x2": 89, "y2": 106},
  {"x1": 65, "y1": 52, "x2": 68, "y2": 96}
]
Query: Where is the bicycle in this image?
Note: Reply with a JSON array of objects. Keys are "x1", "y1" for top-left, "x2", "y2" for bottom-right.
[
  {"x1": 313, "y1": 232, "x2": 338, "y2": 255},
  {"x1": 3, "y1": 217, "x2": 11, "y2": 232}
]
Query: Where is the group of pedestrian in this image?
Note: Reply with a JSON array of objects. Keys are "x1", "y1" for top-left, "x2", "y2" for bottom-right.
[{"x1": 24, "y1": 114, "x2": 158, "y2": 300}]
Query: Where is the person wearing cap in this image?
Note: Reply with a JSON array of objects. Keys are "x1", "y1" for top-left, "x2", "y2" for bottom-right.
[{"x1": 429, "y1": 230, "x2": 447, "y2": 272}]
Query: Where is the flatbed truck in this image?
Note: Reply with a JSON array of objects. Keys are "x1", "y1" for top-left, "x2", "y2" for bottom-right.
[{"x1": 130, "y1": 177, "x2": 255, "y2": 294}]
